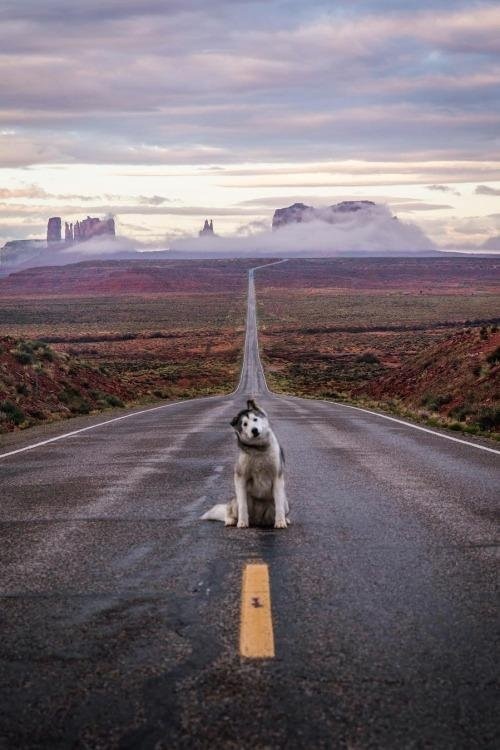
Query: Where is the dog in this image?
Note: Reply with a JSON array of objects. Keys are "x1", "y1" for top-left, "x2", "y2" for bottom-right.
[{"x1": 201, "y1": 399, "x2": 289, "y2": 528}]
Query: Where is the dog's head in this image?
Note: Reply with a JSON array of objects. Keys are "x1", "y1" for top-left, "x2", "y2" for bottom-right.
[{"x1": 230, "y1": 399, "x2": 269, "y2": 444}]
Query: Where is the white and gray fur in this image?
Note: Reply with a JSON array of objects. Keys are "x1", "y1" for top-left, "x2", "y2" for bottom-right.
[{"x1": 201, "y1": 399, "x2": 289, "y2": 528}]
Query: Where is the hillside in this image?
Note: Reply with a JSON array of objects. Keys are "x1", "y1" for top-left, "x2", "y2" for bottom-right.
[
  {"x1": 359, "y1": 326, "x2": 500, "y2": 434},
  {"x1": 0, "y1": 337, "x2": 132, "y2": 432},
  {"x1": 0, "y1": 326, "x2": 242, "y2": 433}
]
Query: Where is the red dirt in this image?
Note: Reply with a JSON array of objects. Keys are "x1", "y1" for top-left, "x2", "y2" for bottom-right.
[
  {"x1": 360, "y1": 327, "x2": 500, "y2": 422},
  {"x1": 0, "y1": 258, "x2": 276, "y2": 296},
  {"x1": 256, "y1": 256, "x2": 500, "y2": 292},
  {"x1": 0, "y1": 337, "x2": 134, "y2": 431}
]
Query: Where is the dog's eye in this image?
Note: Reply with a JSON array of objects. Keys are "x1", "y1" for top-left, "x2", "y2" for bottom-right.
[
  {"x1": 253, "y1": 418, "x2": 257, "y2": 422},
  {"x1": 243, "y1": 421, "x2": 248, "y2": 427}
]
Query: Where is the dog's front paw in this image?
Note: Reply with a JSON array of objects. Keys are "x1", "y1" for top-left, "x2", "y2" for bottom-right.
[
  {"x1": 225, "y1": 518, "x2": 237, "y2": 526},
  {"x1": 237, "y1": 520, "x2": 249, "y2": 528},
  {"x1": 274, "y1": 517, "x2": 288, "y2": 529}
]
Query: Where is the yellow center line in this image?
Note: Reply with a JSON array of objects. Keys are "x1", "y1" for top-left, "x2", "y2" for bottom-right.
[{"x1": 240, "y1": 562, "x2": 275, "y2": 658}]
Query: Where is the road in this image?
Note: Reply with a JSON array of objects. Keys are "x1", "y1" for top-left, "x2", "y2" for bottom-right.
[{"x1": 1, "y1": 265, "x2": 499, "y2": 749}]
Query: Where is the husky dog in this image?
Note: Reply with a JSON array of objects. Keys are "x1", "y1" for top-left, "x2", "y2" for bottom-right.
[{"x1": 201, "y1": 399, "x2": 289, "y2": 528}]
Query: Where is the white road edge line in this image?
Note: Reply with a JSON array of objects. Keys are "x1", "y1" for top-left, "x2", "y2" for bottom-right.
[
  {"x1": 291, "y1": 396, "x2": 500, "y2": 456},
  {"x1": 0, "y1": 401, "x2": 199, "y2": 460}
]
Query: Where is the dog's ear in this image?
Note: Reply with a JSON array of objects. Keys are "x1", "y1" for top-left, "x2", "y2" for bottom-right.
[
  {"x1": 230, "y1": 415, "x2": 239, "y2": 428},
  {"x1": 247, "y1": 398, "x2": 267, "y2": 417}
]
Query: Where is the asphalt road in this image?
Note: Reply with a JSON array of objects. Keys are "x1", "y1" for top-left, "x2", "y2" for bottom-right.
[{"x1": 1, "y1": 265, "x2": 499, "y2": 749}]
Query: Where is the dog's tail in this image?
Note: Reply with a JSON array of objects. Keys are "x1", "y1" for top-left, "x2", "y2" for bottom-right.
[{"x1": 200, "y1": 503, "x2": 227, "y2": 522}]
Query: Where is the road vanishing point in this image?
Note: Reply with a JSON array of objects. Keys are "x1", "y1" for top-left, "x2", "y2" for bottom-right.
[{"x1": 1, "y1": 263, "x2": 499, "y2": 749}]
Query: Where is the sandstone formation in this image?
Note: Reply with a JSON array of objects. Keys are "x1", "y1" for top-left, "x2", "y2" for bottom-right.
[
  {"x1": 47, "y1": 215, "x2": 115, "y2": 245},
  {"x1": 47, "y1": 217, "x2": 62, "y2": 242},
  {"x1": 73, "y1": 216, "x2": 115, "y2": 242},
  {"x1": 199, "y1": 219, "x2": 214, "y2": 237},
  {"x1": 272, "y1": 200, "x2": 377, "y2": 230}
]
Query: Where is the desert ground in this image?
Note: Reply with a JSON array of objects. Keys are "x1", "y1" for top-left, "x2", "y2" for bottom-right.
[
  {"x1": 255, "y1": 257, "x2": 500, "y2": 438},
  {"x1": 1, "y1": 256, "x2": 498, "y2": 438},
  {"x1": 0, "y1": 260, "x2": 261, "y2": 432}
]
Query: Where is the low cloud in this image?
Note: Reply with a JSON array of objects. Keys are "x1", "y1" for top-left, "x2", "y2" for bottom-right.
[
  {"x1": 170, "y1": 203, "x2": 437, "y2": 257},
  {"x1": 481, "y1": 235, "x2": 500, "y2": 251},
  {"x1": 0, "y1": 185, "x2": 50, "y2": 199},
  {"x1": 9, "y1": 201, "x2": 500, "y2": 270},
  {"x1": 138, "y1": 195, "x2": 172, "y2": 205},
  {"x1": 427, "y1": 184, "x2": 461, "y2": 196},
  {"x1": 475, "y1": 185, "x2": 500, "y2": 196},
  {"x1": 0, "y1": 234, "x2": 145, "y2": 272},
  {"x1": 57, "y1": 235, "x2": 138, "y2": 258},
  {"x1": 390, "y1": 202, "x2": 453, "y2": 212}
]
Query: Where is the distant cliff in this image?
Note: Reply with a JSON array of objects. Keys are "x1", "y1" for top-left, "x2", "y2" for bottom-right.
[
  {"x1": 0, "y1": 240, "x2": 46, "y2": 271},
  {"x1": 272, "y1": 200, "x2": 377, "y2": 229},
  {"x1": 199, "y1": 219, "x2": 215, "y2": 237},
  {"x1": 45, "y1": 215, "x2": 115, "y2": 244}
]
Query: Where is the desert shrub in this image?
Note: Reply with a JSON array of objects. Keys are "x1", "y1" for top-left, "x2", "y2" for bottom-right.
[
  {"x1": 322, "y1": 390, "x2": 340, "y2": 399},
  {"x1": 17, "y1": 340, "x2": 34, "y2": 352},
  {"x1": 28, "y1": 339, "x2": 50, "y2": 350},
  {"x1": 104, "y1": 394, "x2": 124, "y2": 407},
  {"x1": 59, "y1": 385, "x2": 82, "y2": 403},
  {"x1": 421, "y1": 393, "x2": 452, "y2": 411},
  {"x1": 13, "y1": 350, "x2": 34, "y2": 365},
  {"x1": 355, "y1": 351, "x2": 380, "y2": 364},
  {"x1": 59, "y1": 391, "x2": 70, "y2": 405},
  {"x1": 28, "y1": 408, "x2": 45, "y2": 420},
  {"x1": 71, "y1": 398, "x2": 91, "y2": 414},
  {"x1": 158, "y1": 365, "x2": 182, "y2": 382},
  {"x1": 449, "y1": 404, "x2": 474, "y2": 422},
  {"x1": 16, "y1": 383, "x2": 29, "y2": 396},
  {"x1": 463, "y1": 424, "x2": 479, "y2": 435},
  {"x1": 0, "y1": 400, "x2": 25, "y2": 425},
  {"x1": 479, "y1": 326, "x2": 488, "y2": 339},
  {"x1": 486, "y1": 346, "x2": 500, "y2": 365},
  {"x1": 39, "y1": 347, "x2": 55, "y2": 362},
  {"x1": 11, "y1": 340, "x2": 55, "y2": 365},
  {"x1": 59, "y1": 385, "x2": 91, "y2": 413},
  {"x1": 475, "y1": 407, "x2": 500, "y2": 432}
]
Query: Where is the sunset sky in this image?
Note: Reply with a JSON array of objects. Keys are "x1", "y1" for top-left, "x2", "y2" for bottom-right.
[{"x1": 1, "y1": 0, "x2": 499, "y2": 249}]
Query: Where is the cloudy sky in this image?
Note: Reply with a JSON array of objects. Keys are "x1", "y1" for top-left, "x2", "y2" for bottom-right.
[{"x1": 1, "y1": 0, "x2": 499, "y2": 248}]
